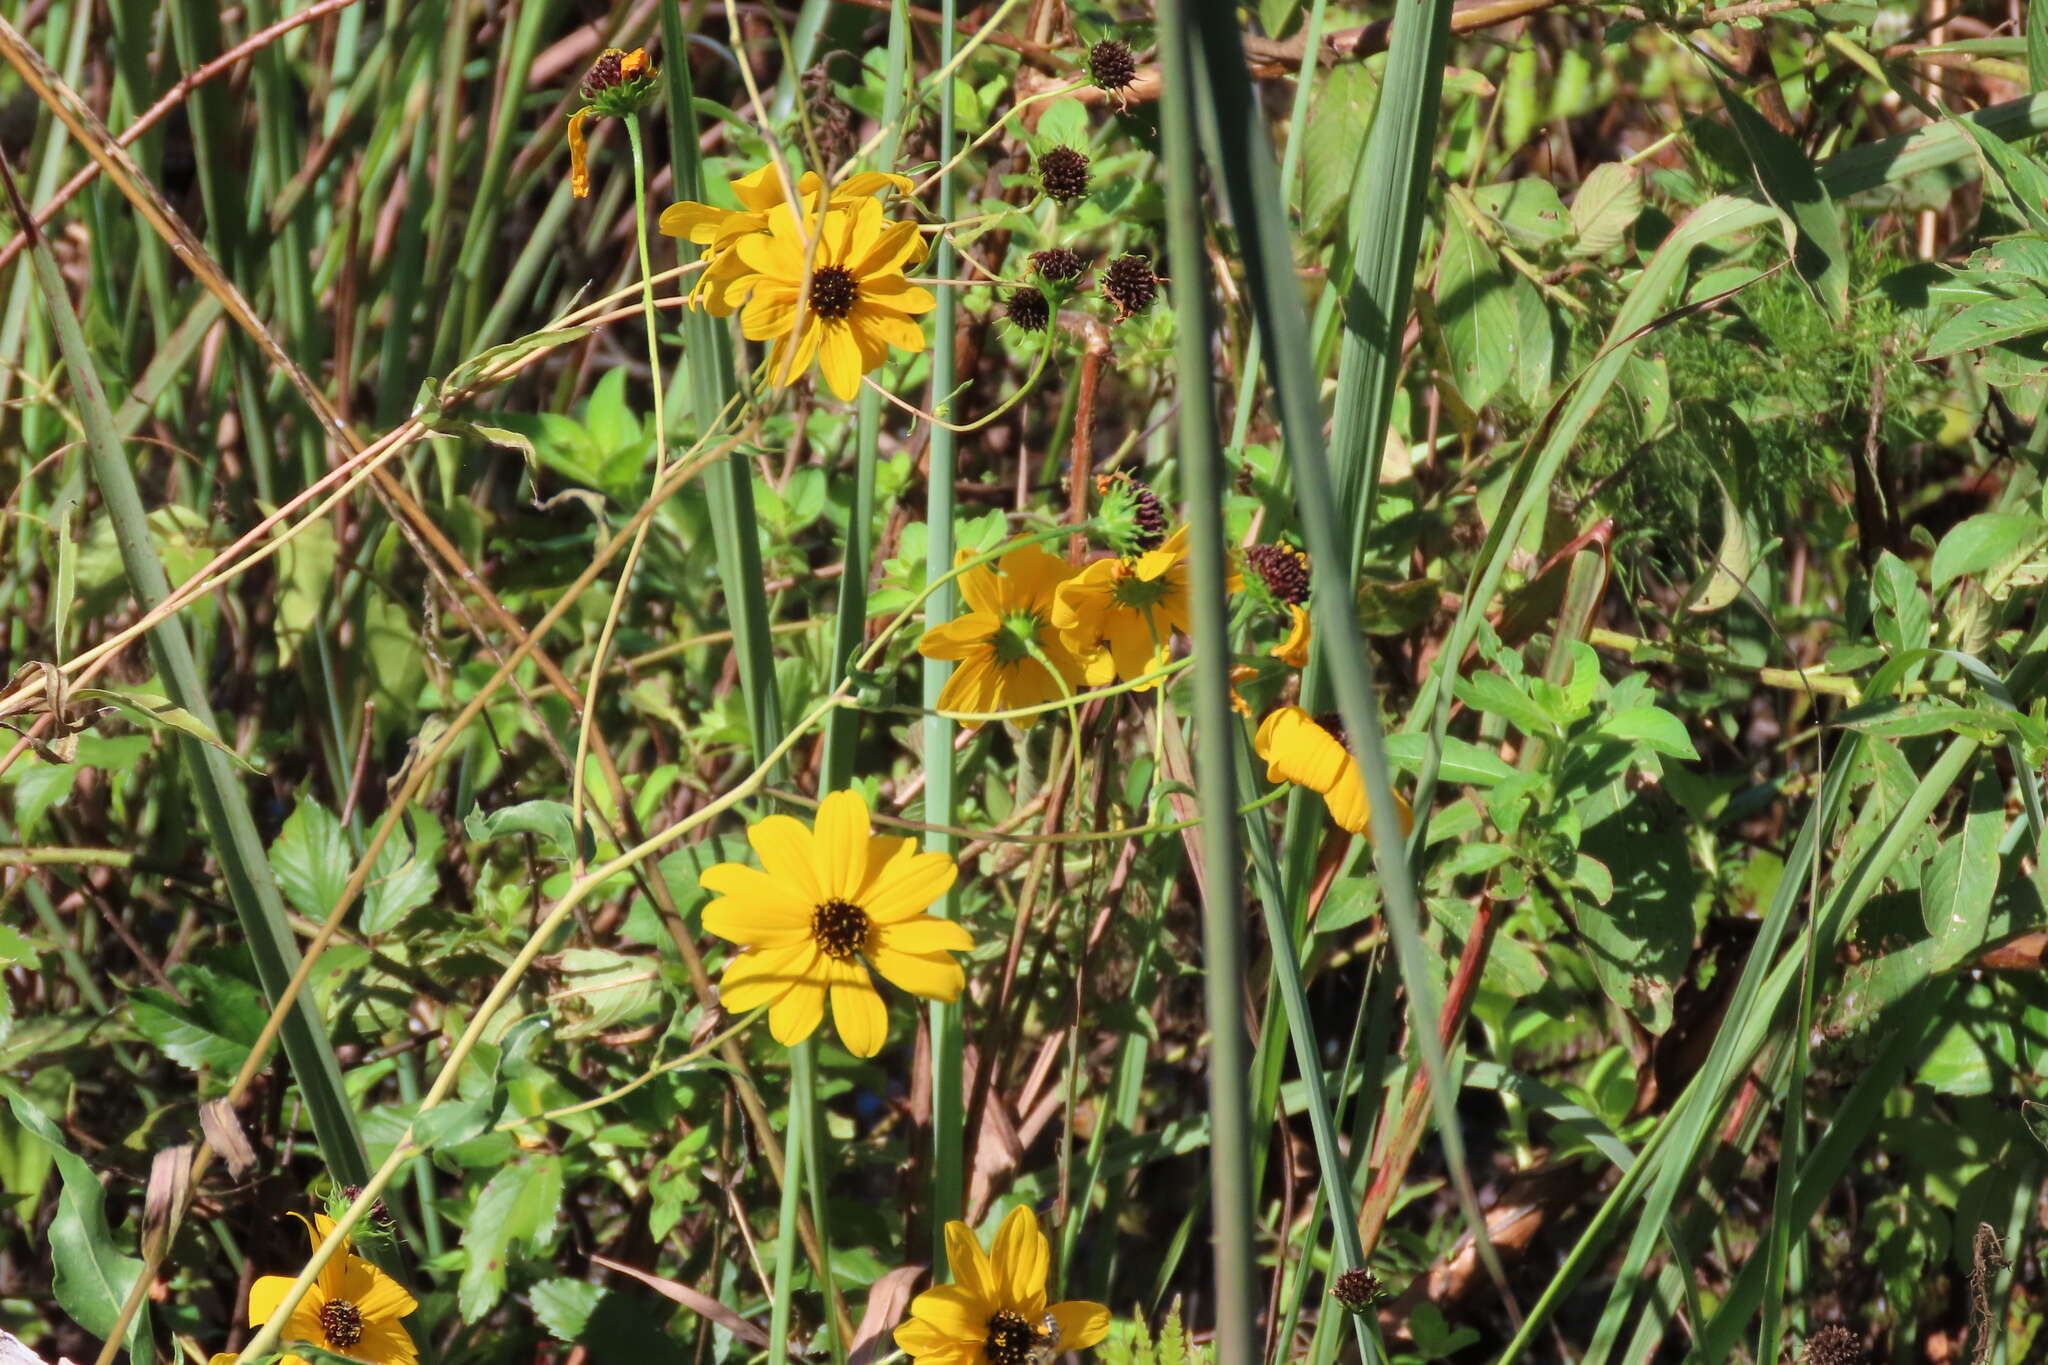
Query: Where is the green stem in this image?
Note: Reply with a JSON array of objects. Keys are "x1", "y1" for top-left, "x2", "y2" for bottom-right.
[{"x1": 772, "y1": 1041, "x2": 817, "y2": 1365}]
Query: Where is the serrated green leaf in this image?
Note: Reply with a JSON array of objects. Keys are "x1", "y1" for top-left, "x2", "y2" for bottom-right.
[
  {"x1": 458, "y1": 1155, "x2": 565, "y2": 1321},
  {"x1": 1922, "y1": 296, "x2": 2048, "y2": 359}
]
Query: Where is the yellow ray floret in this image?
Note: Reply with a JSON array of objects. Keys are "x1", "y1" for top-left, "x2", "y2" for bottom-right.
[{"x1": 1254, "y1": 705, "x2": 1414, "y2": 837}]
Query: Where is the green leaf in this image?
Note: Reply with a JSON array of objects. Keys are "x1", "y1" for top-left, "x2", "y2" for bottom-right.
[
  {"x1": 1567, "y1": 163, "x2": 1642, "y2": 257},
  {"x1": 1474, "y1": 177, "x2": 1572, "y2": 247},
  {"x1": 1573, "y1": 791, "x2": 1698, "y2": 1033},
  {"x1": 1922, "y1": 767, "x2": 2003, "y2": 968},
  {"x1": 1922, "y1": 296, "x2": 2048, "y2": 359},
  {"x1": 2031, "y1": 0, "x2": 2048, "y2": 89},
  {"x1": 465, "y1": 799, "x2": 583, "y2": 862},
  {"x1": 531, "y1": 1278, "x2": 678, "y2": 1355},
  {"x1": 1596, "y1": 707, "x2": 1700, "y2": 760},
  {"x1": 549, "y1": 948, "x2": 662, "y2": 1039},
  {"x1": 2, "y1": 1086, "x2": 148, "y2": 1351},
  {"x1": 1930, "y1": 510, "x2": 2048, "y2": 590},
  {"x1": 1384, "y1": 732, "x2": 1518, "y2": 786},
  {"x1": 1872, "y1": 551, "x2": 1931, "y2": 655},
  {"x1": 1715, "y1": 79, "x2": 1849, "y2": 321},
  {"x1": 1435, "y1": 211, "x2": 1518, "y2": 411},
  {"x1": 271, "y1": 799, "x2": 351, "y2": 924},
  {"x1": 1455, "y1": 671, "x2": 1559, "y2": 739},
  {"x1": 128, "y1": 966, "x2": 267, "y2": 1075},
  {"x1": 1301, "y1": 65, "x2": 1378, "y2": 236},
  {"x1": 72, "y1": 687, "x2": 262, "y2": 772},
  {"x1": 458, "y1": 1155, "x2": 565, "y2": 1321},
  {"x1": 1033, "y1": 97, "x2": 1091, "y2": 155},
  {"x1": 363, "y1": 818, "x2": 443, "y2": 936}
]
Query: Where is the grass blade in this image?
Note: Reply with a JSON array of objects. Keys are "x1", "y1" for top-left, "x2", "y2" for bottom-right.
[{"x1": 1159, "y1": 12, "x2": 1257, "y2": 1358}]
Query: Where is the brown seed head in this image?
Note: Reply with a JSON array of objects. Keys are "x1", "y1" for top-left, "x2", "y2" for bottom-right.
[
  {"x1": 1088, "y1": 39, "x2": 1138, "y2": 95},
  {"x1": 1102, "y1": 252, "x2": 1159, "y2": 320},
  {"x1": 1005, "y1": 289, "x2": 1050, "y2": 332},
  {"x1": 1031, "y1": 248, "x2": 1086, "y2": 283},
  {"x1": 1038, "y1": 146, "x2": 1092, "y2": 203},
  {"x1": 1245, "y1": 544, "x2": 1311, "y2": 605},
  {"x1": 1330, "y1": 1268, "x2": 1383, "y2": 1314},
  {"x1": 1800, "y1": 1327, "x2": 1866, "y2": 1365}
]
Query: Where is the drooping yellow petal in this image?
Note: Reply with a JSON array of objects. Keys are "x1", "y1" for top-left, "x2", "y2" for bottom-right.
[
  {"x1": 817, "y1": 321, "x2": 864, "y2": 400},
  {"x1": 1273, "y1": 603, "x2": 1312, "y2": 668},
  {"x1": 567, "y1": 110, "x2": 593, "y2": 199}
]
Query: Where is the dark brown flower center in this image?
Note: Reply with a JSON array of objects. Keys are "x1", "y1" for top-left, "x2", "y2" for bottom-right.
[
  {"x1": 809, "y1": 265, "x2": 860, "y2": 321},
  {"x1": 320, "y1": 1298, "x2": 365, "y2": 1348},
  {"x1": 810, "y1": 898, "x2": 870, "y2": 960},
  {"x1": 1313, "y1": 712, "x2": 1347, "y2": 747},
  {"x1": 985, "y1": 1311, "x2": 1038, "y2": 1365}
]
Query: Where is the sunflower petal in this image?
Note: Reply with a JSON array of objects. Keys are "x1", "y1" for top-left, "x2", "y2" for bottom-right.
[
  {"x1": 828, "y1": 976, "x2": 890, "y2": 1057},
  {"x1": 874, "y1": 916, "x2": 973, "y2": 954},
  {"x1": 906, "y1": 1282, "x2": 992, "y2": 1343},
  {"x1": 744, "y1": 815, "x2": 823, "y2": 903},
  {"x1": 1048, "y1": 1299, "x2": 1112, "y2": 1350},
  {"x1": 863, "y1": 848, "x2": 957, "y2": 923},
  {"x1": 939, "y1": 1229, "x2": 1000, "y2": 1314},
  {"x1": 818, "y1": 321, "x2": 865, "y2": 401},
  {"x1": 341, "y1": 1256, "x2": 417, "y2": 1321},
  {"x1": 249, "y1": 1274, "x2": 297, "y2": 1328},
  {"x1": 990, "y1": 1205, "x2": 1049, "y2": 1313},
  {"x1": 811, "y1": 790, "x2": 872, "y2": 901},
  {"x1": 767, "y1": 977, "x2": 826, "y2": 1045},
  {"x1": 868, "y1": 945, "x2": 965, "y2": 1002},
  {"x1": 719, "y1": 943, "x2": 816, "y2": 1011}
]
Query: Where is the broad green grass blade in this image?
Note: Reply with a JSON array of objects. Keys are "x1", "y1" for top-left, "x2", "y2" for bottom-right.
[
  {"x1": 661, "y1": 2, "x2": 783, "y2": 770},
  {"x1": 925, "y1": 0, "x2": 967, "y2": 1249},
  {"x1": 1324, "y1": 0, "x2": 1452, "y2": 574},
  {"x1": 0, "y1": 154, "x2": 369, "y2": 1189},
  {"x1": 1160, "y1": 18, "x2": 1258, "y2": 1358},
  {"x1": 1185, "y1": 4, "x2": 1502, "y2": 1293}
]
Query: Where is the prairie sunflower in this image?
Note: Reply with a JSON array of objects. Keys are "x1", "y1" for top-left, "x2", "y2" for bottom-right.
[
  {"x1": 700, "y1": 791, "x2": 970, "y2": 1056},
  {"x1": 726, "y1": 196, "x2": 934, "y2": 400},
  {"x1": 1254, "y1": 706, "x2": 1414, "y2": 837},
  {"x1": 893, "y1": 1205, "x2": 1109, "y2": 1365},
  {"x1": 1051, "y1": 527, "x2": 1238, "y2": 690},
  {"x1": 918, "y1": 542, "x2": 1084, "y2": 727},
  {"x1": 660, "y1": 165, "x2": 912, "y2": 314},
  {"x1": 238, "y1": 1213, "x2": 419, "y2": 1365}
]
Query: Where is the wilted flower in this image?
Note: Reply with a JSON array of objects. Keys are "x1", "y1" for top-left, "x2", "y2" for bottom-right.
[
  {"x1": 1801, "y1": 1327, "x2": 1866, "y2": 1365},
  {"x1": 567, "y1": 48, "x2": 658, "y2": 199},
  {"x1": 1254, "y1": 707, "x2": 1414, "y2": 837}
]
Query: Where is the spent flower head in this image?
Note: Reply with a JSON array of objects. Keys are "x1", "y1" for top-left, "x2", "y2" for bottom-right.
[
  {"x1": 1030, "y1": 247, "x2": 1087, "y2": 283},
  {"x1": 1093, "y1": 472, "x2": 1168, "y2": 555},
  {"x1": 1331, "y1": 1268, "x2": 1385, "y2": 1315},
  {"x1": 1800, "y1": 1327, "x2": 1866, "y2": 1365},
  {"x1": 1005, "y1": 288, "x2": 1051, "y2": 334},
  {"x1": 1037, "y1": 146, "x2": 1091, "y2": 203},
  {"x1": 1102, "y1": 252, "x2": 1159, "y2": 320},
  {"x1": 1088, "y1": 38, "x2": 1139, "y2": 98},
  {"x1": 566, "y1": 48, "x2": 659, "y2": 199}
]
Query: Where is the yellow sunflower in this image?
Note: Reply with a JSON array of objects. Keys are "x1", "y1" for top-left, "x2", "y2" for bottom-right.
[
  {"x1": 725, "y1": 196, "x2": 935, "y2": 400},
  {"x1": 700, "y1": 790, "x2": 971, "y2": 1057},
  {"x1": 893, "y1": 1205, "x2": 1110, "y2": 1365},
  {"x1": 1254, "y1": 706, "x2": 1414, "y2": 837},
  {"x1": 1051, "y1": 527, "x2": 1239, "y2": 690},
  {"x1": 660, "y1": 165, "x2": 913, "y2": 314},
  {"x1": 918, "y1": 542, "x2": 1085, "y2": 727},
  {"x1": 1272, "y1": 603, "x2": 1311, "y2": 668},
  {"x1": 233, "y1": 1213, "x2": 418, "y2": 1365}
]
